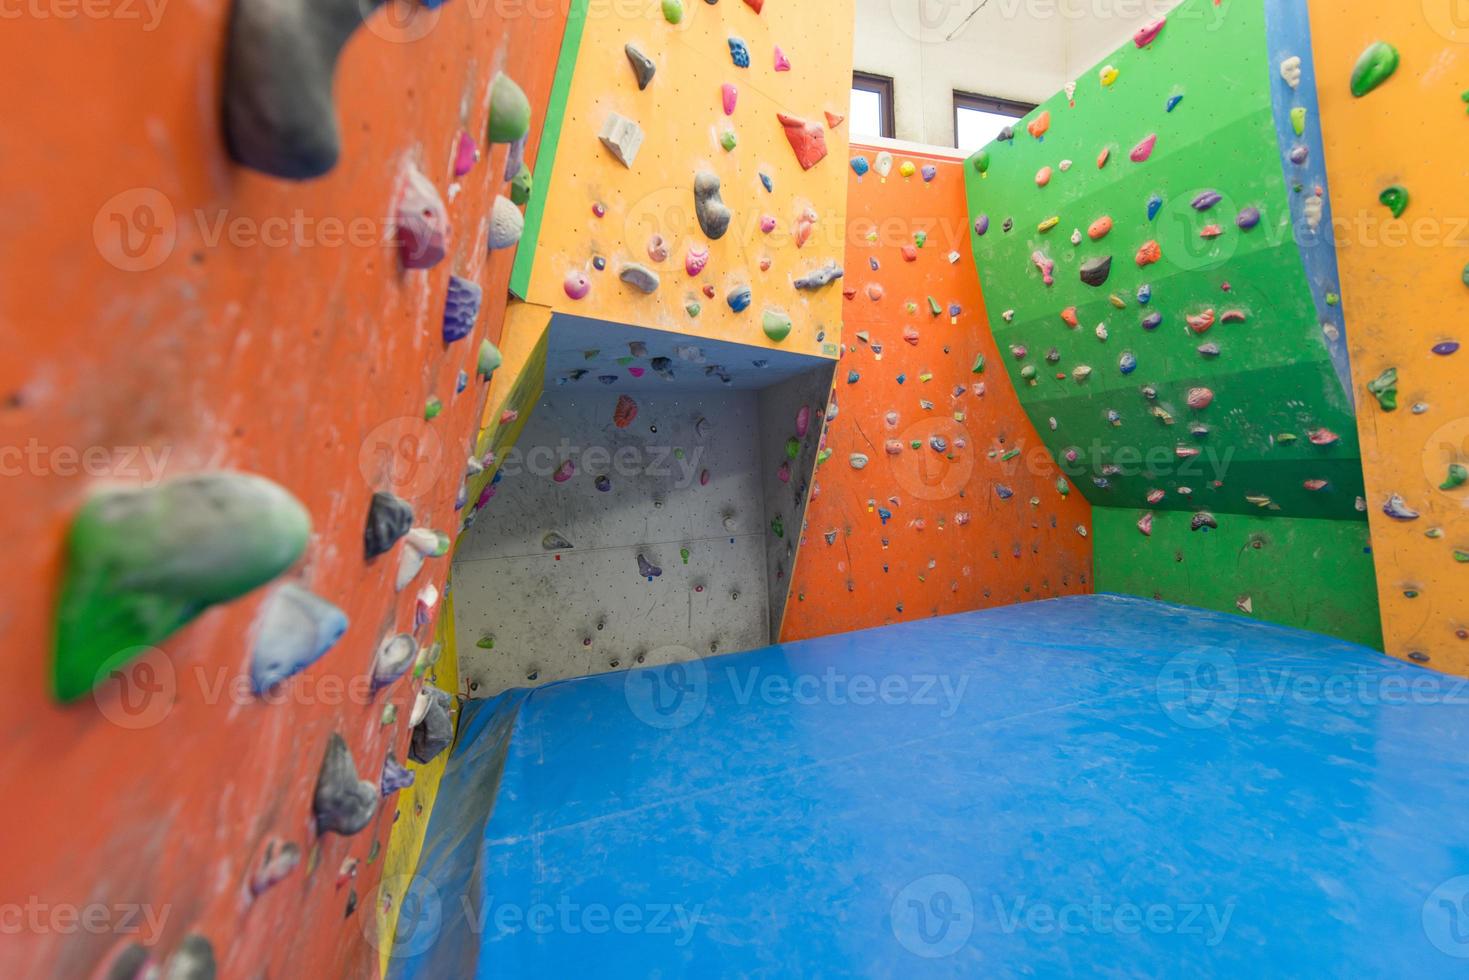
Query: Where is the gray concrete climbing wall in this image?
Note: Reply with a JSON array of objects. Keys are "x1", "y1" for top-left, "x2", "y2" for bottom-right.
[
  {"x1": 757, "y1": 367, "x2": 836, "y2": 639},
  {"x1": 453, "y1": 389, "x2": 772, "y2": 697}
]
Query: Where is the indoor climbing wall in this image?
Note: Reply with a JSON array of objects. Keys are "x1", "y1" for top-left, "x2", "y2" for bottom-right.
[
  {"x1": 780, "y1": 146, "x2": 1093, "y2": 643},
  {"x1": 513, "y1": 0, "x2": 855, "y2": 358},
  {"x1": 962, "y1": 0, "x2": 1382, "y2": 647},
  {"x1": 1308, "y1": 6, "x2": 1469, "y2": 674},
  {"x1": 453, "y1": 318, "x2": 833, "y2": 697},
  {"x1": 0, "y1": 4, "x2": 567, "y2": 976}
]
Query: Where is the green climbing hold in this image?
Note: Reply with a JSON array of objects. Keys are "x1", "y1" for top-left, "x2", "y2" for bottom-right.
[
  {"x1": 762, "y1": 309, "x2": 793, "y2": 343},
  {"x1": 1442, "y1": 463, "x2": 1468, "y2": 491},
  {"x1": 510, "y1": 165, "x2": 533, "y2": 206},
  {"x1": 1350, "y1": 42, "x2": 1400, "y2": 98},
  {"x1": 720, "y1": 130, "x2": 737, "y2": 152},
  {"x1": 424, "y1": 396, "x2": 443, "y2": 420},
  {"x1": 1366, "y1": 367, "x2": 1398, "y2": 411},
  {"x1": 1056, "y1": 478, "x2": 1069, "y2": 497},
  {"x1": 972, "y1": 354, "x2": 985, "y2": 374},
  {"x1": 680, "y1": 548, "x2": 690, "y2": 564},
  {"x1": 974, "y1": 150, "x2": 990, "y2": 175},
  {"x1": 785, "y1": 437, "x2": 800, "y2": 460},
  {"x1": 487, "y1": 73, "x2": 531, "y2": 144},
  {"x1": 476, "y1": 635, "x2": 494, "y2": 649},
  {"x1": 662, "y1": 0, "x2": 683, "y2": 23},
  {"x1": 478, "y1": 339, "x2": 502, "y2": 378},
  {"x1": 1379, "y1": 185, "x2": 1409, "y2": 218},
  {"x1": 1290, "y1": 107, "x2": 1306, "y2": 136},
  {"x1": 927, "y1": 296, "x2": 942, "y2": 316},
  {"x1": 52, "y1": 473, "x2": 310, "y2": 702},
  {"x1": 816, "y1": 448, "x2": 832, "y2": 465},
  {"x1": 686, "y1": 301, "x2": 702, "y2": 318},
  {"x1": 771, "y1": 516, "x2": 784, "y2": 538},
  {"x1": 1456, "y1": 550, "x2": 1469, "y2": 564}
]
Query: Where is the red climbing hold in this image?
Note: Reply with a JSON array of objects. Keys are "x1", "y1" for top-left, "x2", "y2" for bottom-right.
[
  {"x1": 825, "y1": 111, "x2": 845, "y2": 129},
  {"x1": 901, "y1": 245, "x2": 918, "y2": 262},
  {"x1": 744, "y1": 0, "x2": 763, "y2": 11},
  {"x1": 1200, "y1": 224, "x2": 1223, "y2": 239},
  {"x1": 777, "y1": 113, "x2": 829, "y2": 170},
  {"x1": 614, "y1": 394, "x2": 638, "y2": 428},
  {"x1": 1220, "y1": 310, "x2": 1247, "y2": 324}
]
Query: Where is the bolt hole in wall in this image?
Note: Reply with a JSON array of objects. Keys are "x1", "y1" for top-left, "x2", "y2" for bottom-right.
[{"x1": 453, "y1": 316, "x2": 834, "y2": 698}]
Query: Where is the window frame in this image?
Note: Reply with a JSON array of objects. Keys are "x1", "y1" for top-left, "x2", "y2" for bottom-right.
[
  {"x1": 952, "y1": 90, "x2": 1037, "y2": 150},
  {"x1": 851, "y1": 72, "x2": 896, "y2": 140}
]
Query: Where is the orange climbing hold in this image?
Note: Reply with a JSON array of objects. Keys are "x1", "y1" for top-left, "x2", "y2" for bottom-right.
[
  {"x1": 1135, "y1": 240, "x2": 1161, "y2": 267},
  {"x1": 1027, "y1": 111, "x2": 1051, "y2": 139},
  {"x1": 1036, "y1": 166, "x2": 1053, "y2": 187},
  {"x1": 1097, "y1": 147, "x2": 1110, "y2": 169},
  {"x1": 1187, "y1": 309, "x2": 1216, "y2": 334},
  {"x1": 1220, "y1": 310, "x2": 1247, "y2": 324},
  {"x1": 1088, "y1": 216, "x2": 1113, "y2": 240},
  {"x1": 1060, "y1": 306, "x2": 1079, "y2": 327}
]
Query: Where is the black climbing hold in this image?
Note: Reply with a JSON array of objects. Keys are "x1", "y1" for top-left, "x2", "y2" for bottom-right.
[
  {"x1": 1080, "y1": 256, "x2": 1113, "y2": 287},
  {"x1": 625, "y1": 43, "x2": 656, "y2": 89},
  {"x1": 313, "y1": 733, "x2": 379, "y2": 836},
  {"x1": 364, "y1": 491, "x2": 413, "y2": 560},
  {"x1": 409, "y1": 688, "x2": 453, "y2": 764}
]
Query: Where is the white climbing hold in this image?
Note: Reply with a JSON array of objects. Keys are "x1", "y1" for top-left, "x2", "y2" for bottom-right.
[
  {"x1": 599, "y1": 113, "x2": 644, "y2": 167},
  {"x1": 488, "y1": 195, "x2": 523, "y2": 250},
  {"x1": 1280, "y1": 56, "x2": 1302, "y2": 89}
]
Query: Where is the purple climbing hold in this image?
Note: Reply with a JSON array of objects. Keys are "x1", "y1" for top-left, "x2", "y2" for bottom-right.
[
  {"x1": 595, "y1": 475, "x2": 611, "y2": 492},
  {"x1": 996, "y1": 485, "x2": 1015, "y2": 500},
  {"x1": 1191, "y1": 190, "x2": 1222, "y2": 211},
  {"x1": 1432, "y1": 341, "x2": 1460, "y2": 356},
  {"x1": 638, "y1": 554, "x2": 663, "y2": 578},
  {"x1": 1198, "y1": 342, "x2": 1221, "y2": 358},
  {"x1": 380, "y1": 752, "x2": 415, "y2": 797},
  {"x1": 1383, "y1": 494, "x2": 1420, "y2": 520},
  {"x1": 442, "y1": 275, "x2": 482, "y2": 343},
  {"x1": 974, "y1": 214, "x2": 990, "y2": 237},
  {"x1": 1237, "y1": 207, "x2": 1262, "y2": 230},
  {"x1": 1289, "y1": 145, "x2": 1309, "y2": 165},
  {"x1": 921, "y1": 165, "x2": 937, "y2": 182},
  {"x1": 1191, "y1": 512, "x2": 1218, "y2": 531},
  {"x1": 1142, "y1": 312, "x2": 1162, "y2": 330}
]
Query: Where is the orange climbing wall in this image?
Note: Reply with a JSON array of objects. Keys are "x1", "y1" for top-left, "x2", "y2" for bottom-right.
[
  {"x1": 521, "y1": 0, "x2": 854, "y2": 359},
  {"x1": 1309, "y1": 7, "x2": 1469, "y2": 675},
  {"x1": 0, "y1": 5, "x2": 567, "y2": 978},
  {"x1": 780, "y1": 146, "x2": 1093, "y2": 642}
]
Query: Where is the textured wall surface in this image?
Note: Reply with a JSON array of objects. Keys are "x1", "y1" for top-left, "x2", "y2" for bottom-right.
[
  {"x1": 780, "y1": 145, "x2": 1093, "y2": 642},
  {"x1": 1309, "y1": 4, "x2": 1469, "y2": 674},
  {"x1": 0, "y1": 4, "x2": 567, "y2": 977},
  {"x1": 517, "y1": 0, "x2": 855, "y2": 357},
  {"x1": 960, "y1": 0, "x2": 1381, "y2": 644}
]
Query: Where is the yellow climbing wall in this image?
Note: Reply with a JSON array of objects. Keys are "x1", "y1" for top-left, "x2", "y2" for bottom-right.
[
  {"x1": 1309, "y1": 7, "x2": 1469, "y2": 674},
  {"x1": 523, "y1": 0, "x2": 854, "y2": 358}
]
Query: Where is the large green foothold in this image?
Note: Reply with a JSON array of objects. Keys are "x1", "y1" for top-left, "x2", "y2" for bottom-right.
[
  {"x1": 509, "y1": 164, "x2": 533, "y2": 206},
  {"x1": 762, "y1": 309, "x2": 792, "y2": 342},
  {"x1": 1442, "y1": 463, "x2": 1468, "y2": 491},
  {"x1": 1378, "y1": 185, "x2": 1409, "y2": 218},
  {"x1": 487, "y1": 73, "x2": 531, "y2": 144},
  {"x1": 52, "y1": 473, "x2": 310, "y2": 702},
  {"x1": 662, "y1": 0, "x2": 683, "y2": 23},
  {"x1": 1366, "y1": 367, "x2": 1398, "y2": 411},
  {"x1": 1350, "y1": 42, "x2": 1400, "y2": 98},
  {"x1": 478, "y1": 339, "x2": 503, "y2": 378},
  {"x1": 974, "y1": 150, "x2": 990, "y2": 175}
]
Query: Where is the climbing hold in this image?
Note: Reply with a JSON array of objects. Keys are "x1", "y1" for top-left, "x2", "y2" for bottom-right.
[
  {"x1": 1433, "y1": 341, "x2": 1460, "y2": 356},
  {"x1": 509, "y1": 165, "x2": 533, "y2": 207},
  {"x1": 1237, "y1": 207, "x2": 1261, "y2": 230},
  {"x1": 452, "y1": 131, "x2": 479, "y2": 178},
  {"x1": 620, "y1": 263, "x2": 661, "y2": 294},
  {"x1": 762, "y1": 309, "x2": 793, "y2": 342},
  {"x1": 1167, "y1": 94, "x2": 1184, "y2": 113},
  {"x1": 1061, "y1": 307, "x2": 1079, "y2": 327},
  {"x1": 1383, "y1": 494, "x2": 1420, "y2": 520},
  {"x1": 553, "y1": 460, "x2": 576, "y2": 483},
  {"x1": 661, "y1": 0, "x2": 682, "y2": 23},
  {"x1": 1027, "y1": 111, "x2": 1050, "y2": 139},
  {"x1": 637, "y1": 554, "x2": 662, "y2": 578},
  {"x1": 1379, "y1": 185, "x2": 1409, "y2": 218},
  {"x1": 1280, "y1": 56, "x2": 1302, "y2": 89},
  {"x1": 380, "y1": 752, "x2": 414, "y2": 798},
  {"x1": 314, "y1": 733, "x2": 378, "y2": 836},
  {"x1": 685, "y1": 246, "x2": 710, "y2": 277},
  {"x1": 1186, "y1": 387, "x2": 1214, "y2": 409},
  {"x1": 778, "y1": 113, "x2": 829, "y2": 169},
  {"x1": 613, "y1": 394, "x2": 638, "y2": 429},
  {"x1": 441, "y1": 275, "x2": 482, "y2": 345},
  {"x1": 1199, "y1": 224, "x2": 1223, "y2": 239},
  {"x1": 1441, "y1": 464, "x2": 1468, "y2": 490},
  {"x1": 487, "y1": 72, "x2": 531, "y2": 144},
  {"x1": 395, "y1": 165, "x2": 447, "y2": 270},
  {"x1": 563, "y1": 269, "x2": 590, "y2": 300},
  {"x1": 774, "y1": 46, "x2": 791, "y2": 72},
  {"x1": 1119, "y1": 353, "x2": 1137, "y2": 374},
  {"x1": 410, "y1": 687, "x2": 453, "y2": 764},
  {"x1": 922, "y1": 165, "x2": 937, "y2": 182},
  {"x1": 370, "y1": 633, "x2": 416, "y2": 692},
  {"x1": 1036, "y1": 166, "x2": 1053, "y2": 187},
  {"x1": 1130, "y1": 134, "x2": 1157, "y2": 162},
  {"x1": 729, "y1": 36, "x2": 750, "y2": 67},
  {"x1": 720, "y1": 130, "x2": 737, "y2": 152},
  {"x1": 1191, "y1": 513, "x2": 1218, "y2": 532},
  {"x1": 728, "y1": 284, "x2": 753, "y2": 312},
  {"x1": 1350, "y1": 42, "x2": 1400, "y2": 97},
  {"x1": 1137, "y1": 512, "x2": 1154, "y2": 536},
  {"x1": 1138, "y1": 284, "x2": 1152, "y2": 304},
  {"x1": 598, "y1": 113, "x2": 644, "y2": 167},
  {"x1": 1032, "y1": 251, "x2": 1056, "y2": 286},
  {"x1": 477, "y1": 339, "x2": 502, "y2": 379},
  {"x1": 1134, "y1": 17, "x2": 1165, "y2": 47},
  {"x1": 1191, "y1": 190, "x2": 1222, "y2": 212},
  {"x1": 1099, "y1": 65, "x2": 1119, "y2": 87},
  {"x1": 487, "y1": 195, "x2": 523, "y2": 250},
  {"x1": 249, "y1": 584, "x2": 347, "y2": 695},
  {"x1": 849, "y1": 453, "x2": 869, "y2": 470},
  {"x1": 1079, "y1": 256, "x2": 1112, "y2": 287},
  {"x1": 626, "y1": 43, "x2": 656, "y2": 89},
  {"x1": 794, "y1": 262, "x2": 844, "y2": 291},
  {"x1": 851, "y1": 156, "x2": 870, "y2": 177},
  {"x1": 694, "y1": 171, "x2": 731, "y2": 240},
  {"x1": 1367, "y1": 368, "x2": 1398, "y2": 411},
  {"x1": 1037, "y1": 216, "x2": 1060, "y2": 233}
]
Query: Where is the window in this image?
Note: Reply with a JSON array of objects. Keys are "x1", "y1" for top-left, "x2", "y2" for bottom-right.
[
  {"x1": 851, "y1": 72, "x2": 895, "y2": 140},
  {"x1": 954, "y1": 91, "x2": 1036, "y2": 155}
]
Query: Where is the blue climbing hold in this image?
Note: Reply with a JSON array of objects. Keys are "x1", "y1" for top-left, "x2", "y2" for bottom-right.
[
  {"x1": 851, "y1": 156, "x2": 870, "y2": 177},
  {"x1": 1119, "y1": 352, "x2": 1137, "y2": 374},
  {"x1": 896, "y1": 373, "x2": 906, "y2": 385},
  {"x1": 456, "y1": 370, "x2": 469, "y2": 393},
  {"x1": 442, "y1": 275, "x2": 482, "y2": 344},
  {"x1": 729, "y1": 37, "x2": 750, "y2": 68},
  {"x1": 1166, "y1": 94, "x2": 1183, "y2": 112},
  {"x1": 727, "y1": 285, "x2": 752, "y2": 313},
  {"x1": 250, "y1": 584, "x2": 349, "y2": 695},
  {"x1": 847, "y1": 371, "x2": 860, "y2": 384},
  {"x1": 1137, "y1": 284, "x2": 1152, "y2": 305},
  {"x1": 1147, "y1": 194, "x2": 1163, "y2": 221},
  {"x1": 760, "y1": 173, "x2": 774, "y2": 192}
]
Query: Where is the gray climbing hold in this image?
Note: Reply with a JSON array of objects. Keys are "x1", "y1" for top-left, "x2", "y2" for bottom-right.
[
  {"x1": 52, "y1": 472, "x2": 311, "y2": 703},
  {"x1": 1080, "y1": 256, "x2": 1112, "y2": 287},
  {"x1": 542, "y1": 532, "x2": 573, "y2": 550},
  {"x1": 370, "y1": 632, "x2": 417, "y2": 692},
  {"x1": 163, "y1": 934, "x2": 217, "y2": 980},
  {"x1": 625, "y1": 43, "x2": 656, "y2": 89},
  {"x1": 249, "y1": 839, "x2": 302, "y2": 898},
  {"x1": 599, "y1": 113, "x2": 644, "y2": 167},
  {"x1": 222, "y1": 0, "x2": 385, "y2": 179},
  {"x1": 313, "y1": 733, "x2": 378, "y2": 836},
  {"x1": 380, "y1": 751, "x2": 415, "y2": 797},
  {"x1": 694, "y1": 171, "x2": 731, "y2": 239},
  {"x1": 620, "y1": 263, "x2": 661, "y2": 294},
  {"x1": 365, "y1": 491, "x2": 413, "y2": 560},
  {"x1": 793, "y1": 262, "x2": 844, "y2": 291},
  {"x1": 250, "y1": 584, "x2": 348, "y2": 695},
  {"x1": 487, "y1": 195, "x2": 524, "y2": 250},
  {"x1": 409, "y1": 688, "x2": 453, "y2": 764}
]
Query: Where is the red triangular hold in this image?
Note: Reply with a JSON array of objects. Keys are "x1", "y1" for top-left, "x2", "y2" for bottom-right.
[
  {"x1": 824, "y1": 111, "x2": 845, "y2": 129},
  {"x1": 744, "y1": 0, "x2": 764, "y2": 11},
  {"x1": 776, "y1": 113, "x2": 829, "y2": 170}
]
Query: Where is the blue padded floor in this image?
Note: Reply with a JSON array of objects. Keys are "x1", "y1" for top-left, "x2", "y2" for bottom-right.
[{"x1": 391, "y1": 595, "x2": 1469, "y2": 978}]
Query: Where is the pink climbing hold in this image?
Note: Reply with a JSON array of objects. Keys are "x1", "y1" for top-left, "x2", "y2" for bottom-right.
[
  {"x1": 553, "y1": 460, "x2": 576, "y2": 483},
  {"x1": 774, "y1": 46, "x2": 791, "y2": 71},
  {"x1": 796, "y1": 405, "x2": 811, "y2": 437},
  {"x1": 1130, "y1": 134, "x2": 1158, "y2": 162},
  {"x1": 1308, "y1": 428, "x2": 1340, "y2": 446},
  {"x1": 628, "y1": 367, "x2": 645, "y2": 378},
  {"x1": 867, "y1": 283, "x2": 884, "y2": 301},
  {"x1": 647, "y1": 235, "x2": 669, "y2": 262},
  {"x1": 901, "y1": 245, "x2": 918, "y2": 262},
  {"x1": 686, "y1": 246, "x2": 710, "y2": 276},
  {"x1": 777, "y1": 113, "x2": 829, "y2": 170},
  {"x1": 1031, "y1": 250, "x2": 1056, "y2": 286},
  {"x1": 1200, "y1": 224, "x2": 1223, "y2": 239},
  {"x1": 1138, "y1": 512, "x2": 1154, "y2": 536},
  {"x1": 761, "y1": 215, "x2": 777, "y2": 234},
  {"x1": 722, "y1": 83, "x2": 738, "y2": 116},
  {"x1": 452, "y1": 131, "x2": 479, "y2": 177},
  {"x1": 777, "y1": 461, "x2": 791, "y2": 483},
  {"x1": 1133, "y1": 18, "x2": 1165, "y2": 48},
  {"x1": 1186, "y1": 387, "x2": 1214, "y2": 409},
  {"x1": 564, "y1": 269, "x2": 590, "y2": 300},
  {"x1": 395, "y1": 165, "x2": 448, "y2": 270},
  {"x1": 1146, "y1": 489, "x2": 1166, "y2": 504},
  {"x1": 795, "y1": 208, "x2": 817, "y2": 249},
  {"x1": 614, "y1": 394, "x2": 638, "y2": 429},
  {"x1": 902, "y1": 327, "x2": 920, "y2": 345},
  {"x1": 1221, "y1": 310, "x2": 1247, "y2": 324}
]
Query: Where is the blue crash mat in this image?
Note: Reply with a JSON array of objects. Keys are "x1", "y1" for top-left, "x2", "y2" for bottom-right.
[{"x1": 389, "y1": 595, "x2": 1469, "y2": 978}]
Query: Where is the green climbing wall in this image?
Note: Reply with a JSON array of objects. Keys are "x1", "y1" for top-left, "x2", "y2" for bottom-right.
[{"x1": 962, "y1": 0, "x2": 1378, "y2": 645}]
